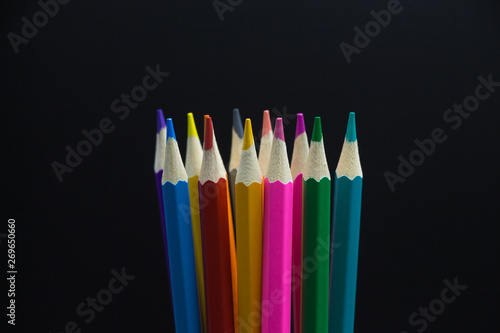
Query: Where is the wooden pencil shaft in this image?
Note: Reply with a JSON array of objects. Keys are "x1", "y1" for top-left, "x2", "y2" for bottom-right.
[
  {"x1": 302, "y1": 177, "x2": 331, "y2": 333},
  {"x1": 229, "y1": 168, "x2": 237, "y2": 241},
  {"x1": 261, "y1": 179, "x2": 293, "y2": 333},
  {"x1": 188, "y1": 175, "x2": 207, "y2": 333},
  {"x1": 226, "y1": 176, "x2": 239, "y2": 333},
  {"x1": 163, "y1": 181, "x2": 201, "y2": 333},
  {"x1": 292, "y1": 174, "x2": 303, "y2": 333},
  {"x1": 329, "y1": 176, "x2": 362, "y2": 333},
  {"x1": 236, "y1": 182, "x2": 263, "y2": 333},
  {"x1": 155, "y1": 171, "x2": 169, "y2": 268},
  {"x1": 199, "y1": 179, "x2": 235, "y2": 333}
]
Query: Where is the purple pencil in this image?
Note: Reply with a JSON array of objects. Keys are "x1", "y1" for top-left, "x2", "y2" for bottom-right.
[{"x1": 154, "y1": 109, "x2": 172, "y2": 290}]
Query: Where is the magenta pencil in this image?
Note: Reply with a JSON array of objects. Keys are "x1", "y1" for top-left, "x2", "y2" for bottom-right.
[
  {"x1": 261, "y1": 118, "x2": 293, "y2": 333},
  {"x1": 290, "y1": 114, "x2": 309, "y2": 333}
]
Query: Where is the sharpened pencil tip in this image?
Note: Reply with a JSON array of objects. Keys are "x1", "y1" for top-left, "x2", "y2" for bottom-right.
[
  {"x1": 262, "y1": 110, "x2": 272, "y2": 137},
  {"x1": 203, "y1": 114, "x2": 209, "y2": 141},
  {"x1": 233, "y1": 109, "x2": 244, "y2": 139},
  {"x1": 311, "y1": 117, "x2": 322, "y2": 142},
  {"x1": 274, "y1": 118, "x2": 285, "y2": 141},
  {"x1": 204, "y1": 117, "x2": 214, "y2": 150},
  {"x1": 166, "y1": 118, "x2": 176, "y2": 140},
  {"x1": 295, "y1": 113, "x2": 306, "y2": 138},
  {"x1": 157, "y1": 109, "x2": 166, "y2": 133},
  {"x1": 187, "y1": 113, "x2": 199, "y2": 138},
  {"x1": 242, "y1": 118, "x2": 254, "y2": 150},
  {"x1": 346, "y1": 112, "x2": 357, "y2": 142}
]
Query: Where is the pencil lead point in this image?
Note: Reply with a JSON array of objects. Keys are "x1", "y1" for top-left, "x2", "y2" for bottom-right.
[
  {"x1": 295, "y1": 113, "x2": 306, "y2": 138},
  {"x1": 311, "y1": 117, "x2": 323, "y2": 142},
  {"x1": 203, "y1": 114, "x2": 209, "y2": 141},
  {"x1": 262, "y1": 110, "x2": 272, "y2": 136},
  {"x1": 204, "y1": 117, "x2": 214, "y2": 150},
  {"x1": 242, "y1": 118, "x2": 254, "y2": 150},
  {"x1": 166, "y1": 118, "x2": 176, "y2": 140},
  {"x1": 346, "y1": 112, "x2": 357, "y2": 142},
  {"x1": 274, "y1": 118, "x2": 285, "y2": 141},
  {"x1": 157, "y1": 109, "x2": 166, "y2": 133},
  {"x1": 187, "y1": 113, "x2": 199, "y2": 138},
  {"x1": 233, "y1": 108, "x2": 244, "y2": 139}
]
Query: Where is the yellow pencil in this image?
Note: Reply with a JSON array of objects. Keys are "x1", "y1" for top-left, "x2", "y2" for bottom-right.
[
  {"x1": 185, "y1": 113, "x2": 206, "y2": 333},
  {"x1": 235, "y1": 119, "x2": 263, "y2": 333}
]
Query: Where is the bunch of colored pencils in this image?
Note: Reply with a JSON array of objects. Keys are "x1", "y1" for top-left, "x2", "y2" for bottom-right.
[{"x1": 154, "y1": 109, "x2": 363, "y2": 333}]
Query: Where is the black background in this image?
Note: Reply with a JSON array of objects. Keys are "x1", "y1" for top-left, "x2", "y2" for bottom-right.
[{"x1": 2, "y1": 0, "x2": 500, "y2": 332}]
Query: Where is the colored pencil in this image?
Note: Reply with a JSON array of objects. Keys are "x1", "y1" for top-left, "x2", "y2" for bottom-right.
[
  {"x1": 154, "y1": 110, "x2": 176, "y2": 324},
  {"x1": 302, "y1": 117, "x2": 331, "y2": 333},
  {"x1": 258, "y1": 110, "x2": 273, "y2": 176},
  {"x1": 235, "y1": 119, "x2": 263, "y2": 333},
  {"x1": 154, "y1": 109, "x2": 170, "y2": 277},
  {"x1": 329, "y1": 112, "x2": 363, "y2": 333},
  {"x1": 261, "y1": 118, "x2": 293, "y2": 333},
  {"x1": 290, "y1": 113, "x2": 309, "y2": 333},
  {"x1": 162, "y1": 118, "x2": 201, "y2": 333},
  {"x1": 199, "y1": 116, "x2": 235, "y2": 333},
  {"x1": 185, "y1": 113, "x2": 207, "y2": 333},
  {"x1": 229, "y1": 108, "x2": 244, "y2": 225},
  {"x1": 204, "y1": 114, "x2": 239, "y2": 332}
]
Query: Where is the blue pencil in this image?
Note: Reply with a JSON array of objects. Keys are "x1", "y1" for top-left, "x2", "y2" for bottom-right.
[
  {"x1": 329, "y1": 112, "x2": 363, "y2": 333},
  {"x1": 162, "y1": 118, "x2": 201, "y2": 333}
]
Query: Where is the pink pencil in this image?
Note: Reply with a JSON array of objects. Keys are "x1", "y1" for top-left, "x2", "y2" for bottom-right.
[
  {"x1": 290, "y1": 114, "x2": 309, "y2": 333},
  {"x1": 258, "y1": 110, "x2": 273, "y2": 176},
  {"x1": 261, "y1": 118, "x2": 293, "y2": 333}
]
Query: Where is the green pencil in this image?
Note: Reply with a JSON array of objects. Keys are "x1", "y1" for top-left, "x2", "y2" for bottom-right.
[{"x1": 302, "y1": 117, "x2": 331, "y2": 333}]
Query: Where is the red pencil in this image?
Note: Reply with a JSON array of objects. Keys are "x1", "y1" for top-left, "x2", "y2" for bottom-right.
[{"x1": 199, "y1": 116, "x2": 235, "y2": 333}]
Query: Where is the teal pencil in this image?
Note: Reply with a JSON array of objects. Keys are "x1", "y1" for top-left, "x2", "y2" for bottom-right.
[{"x1": 329, "y1": 113, "x2": 363, "y2": 333}]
